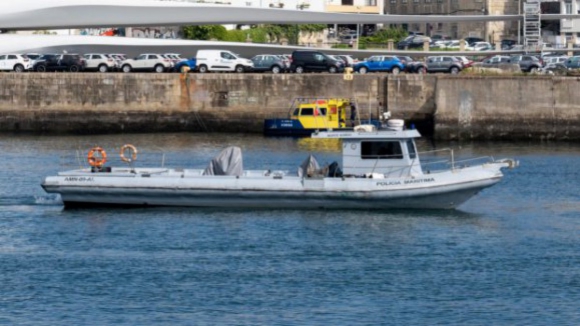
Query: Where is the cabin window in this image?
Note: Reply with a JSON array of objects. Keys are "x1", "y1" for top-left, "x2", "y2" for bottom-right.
[
  {"x1": 361, "y1": 141, "x2": 403, "y2": 159},
  {"x1": 301, "y1": 108, "x2": 314, "y2": 116},
  {"x1": 407, "y1": 140, "x2": 417, "y2": 159},
  {"x1": 292, "y1": 108, "x2": 299, "y2": 116},
  {"x1": 318, "y1": 108, "x2": 327, "y2": 116}
]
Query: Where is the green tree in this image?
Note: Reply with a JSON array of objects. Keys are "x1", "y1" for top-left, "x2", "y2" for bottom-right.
[
  {"x1": 182, "y1": 24, "x2": 326, "y2": 44},
  {"x1": 182, "y1": 25, "x2": 227, "y2": 40},
  {"x1": 359, "y1": 27, "x2": 408, "y2": 48}
]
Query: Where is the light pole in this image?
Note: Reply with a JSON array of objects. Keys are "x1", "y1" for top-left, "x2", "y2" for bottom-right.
[
  {"x1": 355, "y1": 6, "x2": 361, "y2": 50},
  {"x1": 517, "y1": 0, "x2": 521, "y2": 44}
]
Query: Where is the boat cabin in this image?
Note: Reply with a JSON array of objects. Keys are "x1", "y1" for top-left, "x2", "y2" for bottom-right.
[
  {"x1": 291, "y1": 98, "x2": 348, "y2": 130},
  {"x1": 312, "y1": 123, "x2": 423, "y2": 178}
]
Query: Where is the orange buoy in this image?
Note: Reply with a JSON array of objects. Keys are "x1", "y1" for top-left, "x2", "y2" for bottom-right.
[
  {"x1": 120, "y1": 144, "x2": 138, "y2": 163},
  {"x1": 87, "y1": 147, "x2": 107, "y2": 167}
]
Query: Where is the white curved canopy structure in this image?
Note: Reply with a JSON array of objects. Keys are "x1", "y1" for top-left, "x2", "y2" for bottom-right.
[
  {"x1": 0, "y1": 0, "x2": 528, "y2": 30},
  {"x1": 1, "y1": 0, "x2": 578, "y2": 30},
  {"x1": 1, "y1": 0, "x2": 578, "y2": 57}
]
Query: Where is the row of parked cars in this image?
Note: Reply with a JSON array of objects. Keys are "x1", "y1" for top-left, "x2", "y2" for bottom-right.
[
  {"x1": 0, "y1": 50, "x2": 468, "y2": 75},
  {"x1": 481, "y1": 54, "x2": 580, "y2": 74},
  {"x1": 3, "y1": 49, "x2": 571, "y2": 76},
  {"x1": 0, "y1": 52, "x2": 185, "y2": 73}
]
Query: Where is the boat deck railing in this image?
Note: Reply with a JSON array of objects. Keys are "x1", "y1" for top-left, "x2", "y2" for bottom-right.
[
  {"x1": 341, "y1": 148, "x2": 496, "y2": 176},
  {"x1": 419, "y1": 148, "x2": 496, "y2": 173},
  {"x1": 59, "y1": 148, "x2": 175, "y2": 171}
]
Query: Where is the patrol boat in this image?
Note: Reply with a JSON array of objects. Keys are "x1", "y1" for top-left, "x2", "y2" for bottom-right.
[
  {"x1": 41, "y1": 121, "x2": 517, "y2": 209},
  {"x1": 263, "y1": 98, "x2": 381, "y2": 136}
]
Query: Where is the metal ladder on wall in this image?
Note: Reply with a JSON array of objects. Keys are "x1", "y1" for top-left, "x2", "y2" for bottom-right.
[{"x1": 523, "y1": 0, "x2": 542, "y2": 53}]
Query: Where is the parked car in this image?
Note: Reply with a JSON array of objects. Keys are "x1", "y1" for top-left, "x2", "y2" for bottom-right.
[
  {"x1": 398, "y1": 56, "x2": 427, "y2": 74},
  {"x1": 339, "y1": 35, "x2": 357, "y2": 47},
  {"x1": 480, "y1": 55, "x2": 511, "y2": 68},
  {"x1": 430, "y1": 40, "x2": 452, "y2": 49},
  {"x1": 509, "y1": 55, "x2": 542, "y2": 73},
  {"x1": 426, "y1": 56, "x2": 463, "y2": 74},
  {"x1": 543, "y1": 56, "x2": 568, "y2": 67},
  {"x1": 196, "y1": 50, "x2": 253, "y2": 73},
  {"x1": 173, "y1": 57, "x2": 197, "y2": 72},
  {"x1": 455, "y1": 56, "x2": 474, "y2": 68},
  {"x1": 335, "y1": 55, "x2": 355, "y2": 67},
  {"x1": 542, "y1": 62, "x2": 568, "y2": 75},
  {"x1": 464, "y1": 37, "x2": 484, "y2": 46},
  {"x1": 108, "y1": 53, "x2": 127, "y2": 71},
  {"x1": 290, "y1": 50, "x2": 344, "y2": 73},
  {"x1": 468, "y1": 42, "x2": 493, "y2": 51},
  {"x1": 83, "y1": 53, "x2": 115, "y2": 72},
  {"x1": 353, "y1": 55, "x2": 404, "y2": 74},
  {"x1": 0, "y1": 54, "x2": 31, "y2": 72},
  {"x1": 163, "y1": 53, "x2": 183, "y2": 64},
  {"x1": 121, "y1": 53, "x2": 172, "y2": 73},
  {"x1": 397, "y1": 35, "x2": 431, "y2": 50},
  {"x1": 33, "y1": 54, "x2": 85, "y2": 72},
  {"x1": 251, "y1": 54, "x2": 286, "y2": 73},
  {"x1": 277, "y1": 54, "x2": 291, "y2": 71},
  {"x1": 445, "y1": 40, "x2": 461, "y2": 50},
  {"x1": 500, "y1": 39, "x2": 517, "y2": 50},
  {"x1": 565, "y1": 56, "x2": 580, "y2": 69}
]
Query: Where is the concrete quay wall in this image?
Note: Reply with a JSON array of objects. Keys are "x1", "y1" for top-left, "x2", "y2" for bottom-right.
[
  {"x1": 433, "y1": 76, "x2": 580, "y2": 140},
  {"x1": 1, "y1": 73, "x2": 580, "y2": 140},
  {"x1": 0, "y1": 73, "x2": 384, "y2": 134}
]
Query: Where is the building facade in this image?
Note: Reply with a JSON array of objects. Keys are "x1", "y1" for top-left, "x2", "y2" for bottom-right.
[
  {"x1": 384, "y1": 0, "x2": 519, "y2": 43},
  {"x1": 558, "y1": 0, "x2": 580, "y2": 45}
]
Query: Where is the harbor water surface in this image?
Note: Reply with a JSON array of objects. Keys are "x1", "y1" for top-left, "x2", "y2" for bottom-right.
[{"x1": 1, "y1": 133, "x2": 580, "y2": 325}]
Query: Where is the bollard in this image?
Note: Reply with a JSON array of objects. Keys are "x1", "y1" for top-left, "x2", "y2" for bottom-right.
[
  {"x1": 388, "y1": 39, "x2": 394, "y2": 51},
  {"x1": 495, "y1": 42, "x2": 501, "y2": 51},
  {"x1": 568, "y1": 42, "x2": 573, "y2": 57},
  {"x1": 423, "y1": 40, "x2": 429, "y2": 52},
  {"x1": 460, "y1": 39, "x2": 466, "y2": 51},
  {"x1": 343, "y1": 67, "x2": 353, "y2": 81}
]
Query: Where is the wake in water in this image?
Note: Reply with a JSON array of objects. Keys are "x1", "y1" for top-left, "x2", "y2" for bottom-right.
[
  {"x1": 1, "y1": 195, "x2": 63, "y2": 207},
  {"x1": 34, "y1": 195, "x2": 62, "y2": 206}
]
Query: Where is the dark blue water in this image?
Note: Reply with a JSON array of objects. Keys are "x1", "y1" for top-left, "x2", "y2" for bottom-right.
[{"x1": 1, "y1": 133, "x2": 580, "y2": 325}]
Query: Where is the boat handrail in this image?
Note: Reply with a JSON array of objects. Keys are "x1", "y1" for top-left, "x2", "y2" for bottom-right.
[
  {"x1": 340, "y1": 147, "x2": 495, "y2": 175},
  {"x1": 61, "y1": 147, "x2": 170, "y2": 170}
]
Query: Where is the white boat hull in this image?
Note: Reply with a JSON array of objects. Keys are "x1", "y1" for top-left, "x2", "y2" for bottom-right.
[{"x1": 42, "y1": 164, "x2": 507, "y2": 210}]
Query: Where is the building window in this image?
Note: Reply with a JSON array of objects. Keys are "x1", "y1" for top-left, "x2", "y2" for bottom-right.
[
  {"x1": 342, "y1": 0, "x2": 354, "y2": 5},
  {"x1": 390, "y1": 0, "x2": 396, "y2": 3},
  {"x1": 565, "y1": 0, "x2": 573, "y2": 14},
  {"x1": 365, "y1": 0, "x2": 378, "y2": 5}
]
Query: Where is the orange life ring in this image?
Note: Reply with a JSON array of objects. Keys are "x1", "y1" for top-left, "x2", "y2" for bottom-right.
[
  {"x1": 120, "y1": 144, "x2": 138, "y2": 163},
  {"x1": 87, "y1": 147, "x2": 107, "y2": 167}
]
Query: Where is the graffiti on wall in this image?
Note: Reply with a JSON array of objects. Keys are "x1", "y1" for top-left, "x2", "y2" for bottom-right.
[{"x1": 130, "y1": 27, "x2": 181, "y2": 39}]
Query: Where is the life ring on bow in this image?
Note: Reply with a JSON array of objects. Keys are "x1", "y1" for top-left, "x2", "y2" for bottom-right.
[
  {"x1": 87, "y1": 147, "x2": 107, "y2": 167},
  {"x1": 120, "y1": 144, "x2": 138, "y2": 163}
]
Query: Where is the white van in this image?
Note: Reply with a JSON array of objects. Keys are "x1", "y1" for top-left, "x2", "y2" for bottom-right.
[{"x1": 196, "y1": 50, "x2": 253, "y2": 73}]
